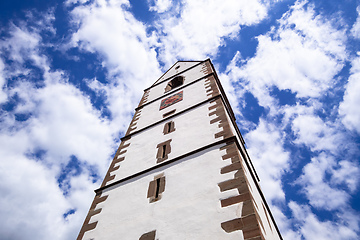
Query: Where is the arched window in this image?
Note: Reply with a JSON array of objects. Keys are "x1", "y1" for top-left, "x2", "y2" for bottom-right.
[
  {"x1": 139, "y1": 230, "x2": 156, "y2": 240},
  {"x1": 164, "y1": 76, "x2": 184, "y2": 92}
]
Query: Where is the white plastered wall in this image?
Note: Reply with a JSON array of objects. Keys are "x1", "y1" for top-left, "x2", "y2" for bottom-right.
[
  {"x1": 108, "y1": 101, "x2": 225, "y2": 183},
  {"x1": 83, "y1": 145, "x2": 247, "y2": 240}
]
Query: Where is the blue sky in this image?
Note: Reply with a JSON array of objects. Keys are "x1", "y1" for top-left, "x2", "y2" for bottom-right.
[{"x1": 0, "y1": 0, "x2": 359, "y2": 239}]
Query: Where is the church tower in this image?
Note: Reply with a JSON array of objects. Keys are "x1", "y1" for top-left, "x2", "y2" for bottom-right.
[{"x1": 77, "y1": 59, "x2": 283, "y2": 240}]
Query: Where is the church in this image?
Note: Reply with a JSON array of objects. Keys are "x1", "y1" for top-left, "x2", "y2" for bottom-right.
[{"x1": 77, "y1": 59, "x2": 282, "y2": 240}]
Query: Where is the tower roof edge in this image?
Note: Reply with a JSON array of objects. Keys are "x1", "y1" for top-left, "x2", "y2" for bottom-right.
[{"x1": 150, "y1": 59, "x2": 208, "y2": 88}]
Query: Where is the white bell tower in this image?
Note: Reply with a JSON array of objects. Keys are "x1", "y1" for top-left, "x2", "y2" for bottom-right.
[{"x1": 77, "y1": 59, "x2": 282, "y2": 240}]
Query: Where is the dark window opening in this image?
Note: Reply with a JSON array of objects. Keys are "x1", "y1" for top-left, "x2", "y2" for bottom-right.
[
  {"x1": 139, "y1": 230, "x2": 156, "y2": 240},
  {"x1": 161, "y1": 145, "x2": 166, "y2": 159},
  {"x1": 167, "y1": 122, "x2": 172, "y2": 132},
  {"x1": 163, "y1": 109, "x2": 176, "y2": 118},
  {"x1": 155, "y1": 178, "x2": 161, "y2": 198},
  {"x1": 165, "y1": 76, "x2": 184, "y2": 92}
]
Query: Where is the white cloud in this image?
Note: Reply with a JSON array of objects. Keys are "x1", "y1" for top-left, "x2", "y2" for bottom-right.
[
  {"x1": 0, "y1": 14, "x2": 117, "y2": 240},
  {"x1": 291, "y1": 112, "x2": 360, "y2": 204},
  {"x1": 0, "y1": 19, "x2": 116, "y2": 171},
  {"x1": 291, "y1": 114, "x2": 343, "y2": 153},
  {"x1": 339, "y1": 56, "x2": 360, "y2": 134},
  {"x1": 0, "y1": 59, "x2": 7, "y2": 104},
  {"x1": 148, "y1": 0, "x2": 172, "y2": 13},
  {"x1": 245, "y1": 119, "x2": 290, "y2": 203},
  {"x1": 351, "y1": 7, "x2": 360, "y2": 39},
  {"x1": 69, "y1": 0, "x2": 162, "y2": 123},
  {"x1": 70, "y1": 0, "x2": 160, "y2": 79},
  {"x1": 0, "y1": 23, "x2": 44, "y2": 83},
  {"x1": 224, "y1": 0, "x2": 347, "y2": 115},
  {"x1": 0, "y1": 132, "x2": 99, "y2": 239},
  {"x1": 289, "y1": 201, "x2": 359, "y2": 240},
  {"x1": 29, "y1": 81, "x2": 115, "y2": 171},
  {"x1": 282, "y1": 1, "x2": 346, "y2": 60},
  {"x1": 296, "y1": 153, "x2": 352, "y2": 210},
  {"x1": 65, "y1": 0, "x2": 91, "y2": 6},
  {"x1": 0, "y1": 150, "x2": 70, "y2": 240},
  {"x1": 0, "y1": 11, "x2": 57, "y2": 81},
  {"x1": 64, "y1": 171, "x2": 102, "y2": 239},
  {"x1": 155, "y1": 0, "x2": 270, "y2": 66},
  {"x1": 270, "y1": 206, "x2": 302, "y2": 240},
  {"x1": 0, "y1": 78, "x2": 110, "y2": 240},
  {"x1": 0, "y1": 121, "x2": 99, "y2": 240},
  {"x1": 0, "y1": 24, "x2": 41, "y2": 64},
  {"x1": 331, "y1": 160, "x2": 360, "y2": 192}
]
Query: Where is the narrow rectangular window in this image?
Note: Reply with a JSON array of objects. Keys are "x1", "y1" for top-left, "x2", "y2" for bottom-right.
[
  {"x1": 156, "y1": 140, "x2": 172, "y2": 163},
  {"x1": 147, "y1": 174, "x2": 165, "y2": 203},
  {"x1": 163, "y1": 121, "x2": 175, "y2": 134},
  {"x1": 163, "y1": 109, "x2": 176, "y2": 118}
]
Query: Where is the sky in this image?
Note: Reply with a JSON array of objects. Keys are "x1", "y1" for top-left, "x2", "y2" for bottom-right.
[{"x1": 0, "y1": 0, "x2": 359, "y2": 239}]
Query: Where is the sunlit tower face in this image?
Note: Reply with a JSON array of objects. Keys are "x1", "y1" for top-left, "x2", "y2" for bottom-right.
[{"x1": 77, "y1": 60, "x2": 282, "y2": 240}]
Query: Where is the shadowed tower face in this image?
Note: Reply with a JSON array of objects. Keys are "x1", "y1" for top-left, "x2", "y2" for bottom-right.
[{"x1": 77, "y1": 59, "x2": 283, "y2": 240}]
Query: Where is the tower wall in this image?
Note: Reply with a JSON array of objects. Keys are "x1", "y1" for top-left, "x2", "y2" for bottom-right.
[{"x1": 77, "y1": 59, "x2": 282, "y2": 240}]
